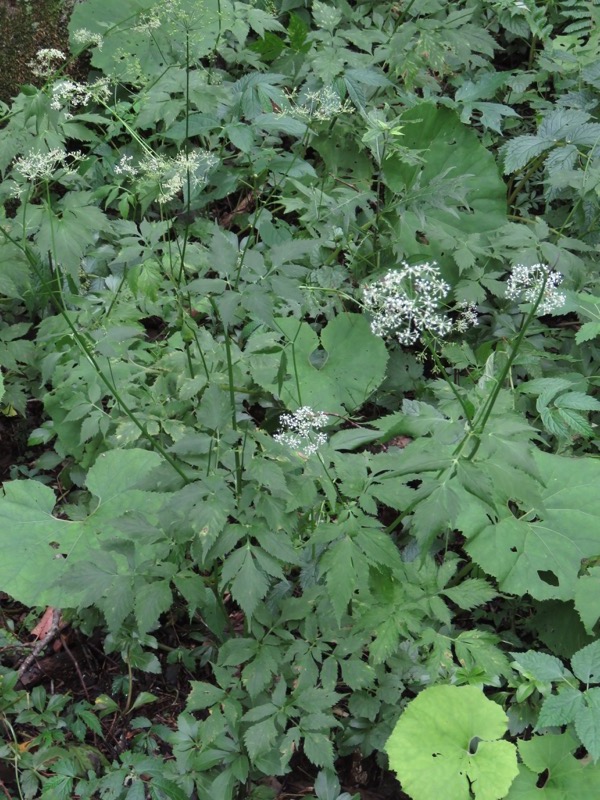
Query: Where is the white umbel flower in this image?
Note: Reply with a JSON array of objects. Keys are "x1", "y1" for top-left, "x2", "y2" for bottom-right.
[
  {"x1": 274, "y1": 407, "x2": 328, "y2": 456},
  {"x1": 505, "y1": 263, "x2": 566, "y2": 314},
  {"x1": 363, "y1": 262, "x2": 454, "y2": 346}
]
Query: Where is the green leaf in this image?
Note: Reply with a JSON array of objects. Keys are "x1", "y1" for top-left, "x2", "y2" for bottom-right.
[
  {"x1": 502, "y1": 135, "x2": 551, "y2": 174},
  {"x1": 464, "y1": 451, "x2": 600, "y2": 602},
  {"x1": 303, "y1": 731, "x2": 335, "y2": 769},
  {"x1": 575, "y1": 321, "x2": 600, "y2": 344},
  {"x1": 187, "y1": 682, "x2": 226, "y2": 711},
  {"x1": 385, "y1": 685, "x2": 518, "y2": 800},
  {"x1": 511, "y1": 651, "x2": 569, "y2": 682},
  {"x1": 443, "y1": 579, "x2": 498, "y2": 610},
  {"x1": 574, "y1": 688, "x2": 600, "y2": 762},
  {"x1": 0, "y1": 370, "x2": 4, "y2": 403},
  {"x1": 320, "y1": 537, "x2": 359, "y2": 625},
  {"x1": 572, "y1": 641, "x2": 600, "y2": 685},
  {"x1": 537, "y1": 687, "x2": 584, "y2": 729},
  {"x1": 134, "y1": 580, "x2": 173, "y2": 634},
  {"x1": 381, "y1": 103, "x2": 507, "y2": 264},
  {"x1": 223, "y1": 547, "x2": 270, "y2": 618},
  {"x1": 0, "y1": 449, "x2": 163, "y2": 607},
  {"x1": 506, "y1": 732, "x2": 600, "y2": 798},
  {"x1": 575, "y1": 567, "x2": 600, "y2": 634},
  {"x1": 249, "y1": 314, "x2": 388, "y2": 415}
]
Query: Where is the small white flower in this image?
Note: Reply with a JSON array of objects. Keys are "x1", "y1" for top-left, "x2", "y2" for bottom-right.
[
  {"x1": 136, "y1": 149, "x2": 218, "y2": 203},
  {"x1": 454, "y1": 301, "x2": 479, "y2": 332},
  {"x1": 13, "y1": 148, "x2": 82, "y2": 182},
  {"x1": 114, "y1": 154, "x2": 139, "y2": 177},
  {"x1": 283, "y1": 86, "x2": 354, "y2": 123},
  {"x1": 274, "y1": 407, "x2": 328, "y2": 456},
  {"x1": 50, "y1": 77, "x2": 110, "y2": 112},
  {"x1": 505, "y1": 263, "x2": 566, "y2": 314},
  {"x1": 363, "y1": 262, "x2": 453, "y2": 346},
  {"x1": 29, "y1": 48, "x2": 66, "y2": 77},
  {"x1": 72, "y1": 28, "x2": 104, "y2": 51}
]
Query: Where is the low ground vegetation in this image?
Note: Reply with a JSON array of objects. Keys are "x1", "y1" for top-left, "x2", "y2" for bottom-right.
[{"x1": 1, "y1": 1, "x2": 600, "y2": 798}]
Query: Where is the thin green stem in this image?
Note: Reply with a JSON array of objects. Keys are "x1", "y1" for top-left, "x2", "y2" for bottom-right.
[{"x1": 0, "y1": 227, "x2": 190, "y2": 483}]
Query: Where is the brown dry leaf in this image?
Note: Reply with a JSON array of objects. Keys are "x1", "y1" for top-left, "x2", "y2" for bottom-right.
[{"x1": 30, "y1": 607, "x2": 61, "y2": 639}]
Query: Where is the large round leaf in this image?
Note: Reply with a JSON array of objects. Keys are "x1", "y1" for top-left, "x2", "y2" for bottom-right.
[
  {"x1": 248, "y1": 313, "x2": 388, "y2": 415},
  {"x1": 382, "y1": 104, "x2": 507, "y2": 268},
  {"x1": 385, "y1": 685, "x2": 518, "y2": 800}
]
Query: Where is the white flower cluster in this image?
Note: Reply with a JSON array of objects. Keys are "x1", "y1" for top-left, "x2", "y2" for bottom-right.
[
  {"x1": 29, "y1": 48, "x2": 66, "y2": 77},
  {"x1": 274, "y1": 407, "x2": 328, "y2": 457},
  {"x1": 284, "y1": 86, "x2": 354, "y2": 123},
  {"x1": 72, "y1": 28, "x2": 104, "y2": 51},
  {"x1": 114, "y1": 155, "x2": 139, "y2": 177},
  {"x1": 121, "y1": 149, "x2": 218, "y2": 204},
  {"x1": 50, "y1": 77, "x2": 111, "y2": 113},
  {"x1": 454, "y1": 301, "x2": 479, "y2": 332},
  {"x1": 13, "y1": 148, "x2": 83, "y2": 182},
  {"x1": 363, "y1": 262, "x2": 455, "y2": 346},
  {"x1": 505, "y1": 263, "x2": 566, "y2": 314}
]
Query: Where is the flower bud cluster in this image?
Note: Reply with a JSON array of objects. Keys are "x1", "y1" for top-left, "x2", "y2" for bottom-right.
[
  {"x1": 72, "y1": 28, "x2": 104, "y2": 51},
  {"x1": 363, "y1": 262, "x2": 456, "y2": 346},
  {"x1": 505, "y1": 263, "x2": 566, "y2": 314},
  {"x1": 274, "y1": 407, "x2": 328, "y2": 456}
]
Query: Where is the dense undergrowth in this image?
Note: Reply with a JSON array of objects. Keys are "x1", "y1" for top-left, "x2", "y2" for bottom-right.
[{"x1": 1, "y1": 0, "x2": 600, "y2": 798}]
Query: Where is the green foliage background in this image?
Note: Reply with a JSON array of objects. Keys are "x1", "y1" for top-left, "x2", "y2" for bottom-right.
[{"x1": 1, "y1": 1, "x2": 600, "y2": 799}]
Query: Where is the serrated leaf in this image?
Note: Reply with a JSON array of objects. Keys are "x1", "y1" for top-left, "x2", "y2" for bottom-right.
[
  {"x1": 227, "y1": 548, "x2": 270, "y2": 618},
  {"x1": 243, "y1": 717, "x2": 278, "y2": 763},
  {"x1": 134, "y1": 580, "x2": 173, "y2": 634},
  {"x1": 465, "y1": 451, "x2": 600, "y2": 603},
  {"x1": 187, "y1": 682, "x2": 226, "y2": 711},
  {"x1": 575, "y1": 321, "x2": 600, "y2": 344},
  {"x1": 572, "y1": 640, "x2": 600, "y2": 685},
  {"x1": 320, "y1": 537, "x2": 358, "y2": 625},
  {"x1": 554, "y1": 392, "x2": 600, "y2": 412},
  {"x1": 502, "y1": 135, "x2": 551, "y2": 174},
  {"x1": 557, "y1": 408, "x2": 594, "y2": 437},
  {"x1": 511, "y1": 651, "x2": 569, "y2": 682},
  {"x1": 443, "y1": 579, "x2": 497, "y2": 610},
  {"x1": 385, "y1": 685, "x2": 518, "y2": 800},
  {"x1": 575, "y1": 687, "x2": 600, "y2": 762},
  {"x1": 303, "y1": 731, "x2": 335, "y2": 769},
  {"x1": 537, "y1": 687, "x2": 584, "y2": 729}
]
